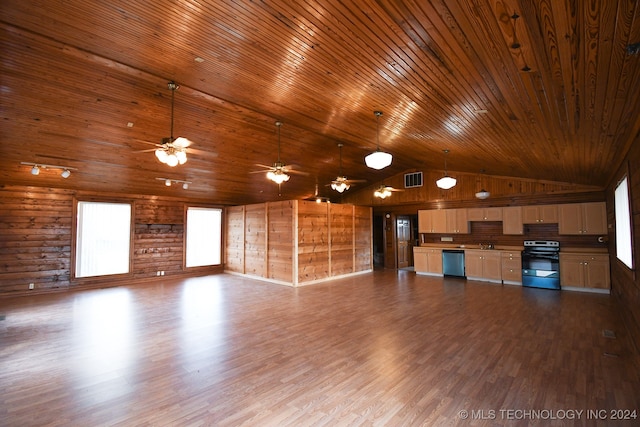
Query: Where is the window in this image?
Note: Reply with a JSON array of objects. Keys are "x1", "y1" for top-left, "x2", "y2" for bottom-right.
[
  {"x1": 186, "y1": 207, "x2": 222, "y2": 267},
  {"x1": 614, "y1": 176, "x2": 633, "y2": 269},
  {"x1": 76, "y1": 201, "x2": 132, "y2": 278}
]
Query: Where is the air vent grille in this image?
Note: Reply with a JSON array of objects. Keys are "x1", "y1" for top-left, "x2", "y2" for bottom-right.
[{"x1": 404, "y1": 172, "x2": 423, "y2": 188}]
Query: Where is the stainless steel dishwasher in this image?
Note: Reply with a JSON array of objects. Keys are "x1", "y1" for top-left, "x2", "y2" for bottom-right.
[{"x1": 442, "y1": 249, "x2": 465, "y2": 277}]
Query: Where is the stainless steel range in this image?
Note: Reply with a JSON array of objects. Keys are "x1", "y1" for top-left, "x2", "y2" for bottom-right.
[{"x1": 522, "y1": 240, "x2": 560, "y2": 290}]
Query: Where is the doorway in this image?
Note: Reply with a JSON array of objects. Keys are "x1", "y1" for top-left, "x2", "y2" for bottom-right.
[{"x1": 396, "y1": 215, "x2": 415, "y2": 269}]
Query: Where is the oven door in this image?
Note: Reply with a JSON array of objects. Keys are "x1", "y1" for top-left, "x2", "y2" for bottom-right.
[{"x1": 522, "y1": 251, "x2": 560, "y2": 289}]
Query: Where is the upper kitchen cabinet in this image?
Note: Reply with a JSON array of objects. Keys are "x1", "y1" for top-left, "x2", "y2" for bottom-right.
[
  {"x1": 467, "y1": 207, "x2": 503, "y2": 222},
  {"x1": 446, "y1": 209, "x2": 470, "y2": 234},
  {"x1": 558, "y1": 202, "x2": 607, "y2": 235},
  {"x1": 418, "y1": 209, "x2": 447, "y2": 233},
  {"x1": 522, "y1": 205, "x2": 558, "y2": 224},
  {"x1": 502, "y1": 206, "x2": 523, "y2": 235}
]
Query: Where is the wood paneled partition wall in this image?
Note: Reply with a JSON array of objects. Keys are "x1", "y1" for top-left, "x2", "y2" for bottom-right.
[
  {"x1": 0, "y1": 185, "x2": 223, "y2": 296},
  {"x1": 225, "y1": 201, "x2": 372, "y2": 286}
]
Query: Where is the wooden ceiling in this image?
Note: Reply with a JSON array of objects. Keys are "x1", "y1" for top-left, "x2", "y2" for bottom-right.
[{"x1": 1, "y1": 0, "x2": 639, "y2": 205}]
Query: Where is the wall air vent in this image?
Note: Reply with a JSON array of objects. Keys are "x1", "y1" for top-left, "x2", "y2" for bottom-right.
[{"x1": 404, "y1": 172, "x2": 423, "y2": 188}]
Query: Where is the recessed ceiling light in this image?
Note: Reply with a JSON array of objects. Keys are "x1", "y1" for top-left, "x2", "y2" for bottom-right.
[
  {"x1": 194, "y1": 57, "x2": 205, "y2": 63},
  {"x1": 127, "y1": 122, "x2": 134, "y2": 127}
]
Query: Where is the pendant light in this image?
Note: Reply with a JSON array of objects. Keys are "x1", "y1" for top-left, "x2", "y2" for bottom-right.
[
  {"x1": 364, "y1": 111, "x2": 392, "y2": 170},
  {"x1": 436, "y1": 149, "x2": 457, "y2": 189},
  {"x1": 475, "y1": 169, "x2": 490, "y2": 199}
]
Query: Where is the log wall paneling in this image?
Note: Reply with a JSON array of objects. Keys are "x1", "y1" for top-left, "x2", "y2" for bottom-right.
[
  {"x1": 243, "y1": 203, "x2": 267, "y2": 278},
  {"x1": 298, "y1": 201, "x2": 330, "y2": 283},
  {"x1": 267, "y1": 201, "x2": 295, "y2": 283},
  {"x1": 225, "y1": 206, "x2": 245, "y2": 274},
  {"x1": 0, "y1": 186, "x2": 222, "y2": 296},
  {"x1": 607, "y1": 135, "x2": 640, "y2": 359},
  {"x1": 330, "y1": 204, "x2": 355, "y2": 276},
  {"x1": 354, "y1": 205, "x2": 373, "y2": 272},
  {"x1": 0, "y1": 187, "x2": 73, "y2": 293}
]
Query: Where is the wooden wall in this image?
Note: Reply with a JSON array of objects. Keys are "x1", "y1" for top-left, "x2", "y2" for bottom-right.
[
  {"x1": 342, "y1": 170, "x2": 604, "y2": 208},
  {"x1": 607, "y1": 137, "x2": 640, "y2": 357},
  {"x1": 0, "y1": 185, "x2": 223, "y2": 296},
  {"x1": 225, "y1": 200, "x2": 372, "y2": 286},
  {"x1": 298, "y1": 201, "x2": 330, "y2": 283}
]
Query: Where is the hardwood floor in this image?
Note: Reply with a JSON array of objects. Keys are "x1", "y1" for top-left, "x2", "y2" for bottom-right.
[{"x1": 1, "y1": 270, "x2": 639, "y2": 426}]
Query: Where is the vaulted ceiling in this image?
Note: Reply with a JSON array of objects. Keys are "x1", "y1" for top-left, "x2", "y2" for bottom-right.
[{"x1": 1, "y1": 0, "x2": 639, "y2": 205}]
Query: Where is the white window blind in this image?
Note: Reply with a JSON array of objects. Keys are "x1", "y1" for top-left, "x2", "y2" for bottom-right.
[
  {"x1": 186, "y1": 207, "x2": 222, "y2": 267},
  {"x1": 76, "y1": 201, "x2": 132, "y2": 277}
]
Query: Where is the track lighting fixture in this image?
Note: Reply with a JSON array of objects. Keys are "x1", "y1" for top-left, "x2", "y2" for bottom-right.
[
  {"x1": 156, "y1": 177, "x2": 192, "y2": 189},
  {"x1": 22, "y1": 162, "x2": 76, "y2": 178}
]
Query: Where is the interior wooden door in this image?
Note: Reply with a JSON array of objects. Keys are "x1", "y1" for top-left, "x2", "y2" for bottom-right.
[{"x1": 396, "y1": 216, "x2": 411, "y2": 269}]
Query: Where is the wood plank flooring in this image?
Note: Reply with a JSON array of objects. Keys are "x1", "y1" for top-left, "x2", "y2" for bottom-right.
[{"x1": 1, "y1": 270, "x2": 639, "y2": 426}]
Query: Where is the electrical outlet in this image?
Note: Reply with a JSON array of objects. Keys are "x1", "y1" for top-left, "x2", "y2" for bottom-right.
[
  {"x1": 29, "y1": 283, "x2": 35, "y2": 290},
  {"x1": 156, "y1": 271, "x2": 161, "y2": 276},
  {"x1": 160, "y1": 271, "x2": 165, "y2": 276}
]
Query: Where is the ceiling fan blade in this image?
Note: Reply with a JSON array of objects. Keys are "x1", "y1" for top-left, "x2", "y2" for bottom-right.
[
  {"x1": 134, "y1": 148, "x2": 159, "y2": 153},
  {"x1": 173, "y1": 137, "x2": 192, "y2": 148},
  {"x1": 254, "y1": 163, "x2": 275, "y2": 169},
  {"x1": 287, "y1": 169, "x2": 309, "y2": 176},
  {"x1": 249, "y1": 169, "x2": 271, "y2": 174},
  {"x1": 345, "y1": 179, "x2": 367, "y2": 184},
  {"x1": 186, "y1": 147, "x2": 218, "y2": 158}
]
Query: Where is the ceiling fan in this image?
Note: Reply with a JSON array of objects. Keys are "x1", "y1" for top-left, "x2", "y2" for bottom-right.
[
  {"x1": 304, "y1": 181, "x2": 331, "y2": 203},
  {"x1": 374, "y1": 184, "x2": 404, "y2": 199},
  {"x1": 251, "y1": 121, "x2": 307, "y2": 184},
  {"x1": 136, "y1": 82, "x2": 216, "y2": 166},
  {"x1": 328, "y1": 143, "x2": 365, "y2": 193}
]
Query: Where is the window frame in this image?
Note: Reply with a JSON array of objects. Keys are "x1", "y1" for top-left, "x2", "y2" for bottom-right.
[
  {"x1": 614, "y1": 173, "x2": 635, "y2": 270},
  {"x1": 183, "y1": 204, "x2": 224, "y2": 270},
  {"x1": 71, "y1": 197, "x2": 135, "y2": 282}
]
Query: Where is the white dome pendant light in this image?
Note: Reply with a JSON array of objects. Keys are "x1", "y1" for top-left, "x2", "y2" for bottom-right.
[
  {"x1": 436, "y1": 149, "x2": 457, "y2": 190},
  {"x1": 364, "y1": 111, "x2": 392, "y2": 170}
]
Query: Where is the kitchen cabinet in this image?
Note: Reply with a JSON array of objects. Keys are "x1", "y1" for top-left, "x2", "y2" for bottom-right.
[
  {"x1": 418, "y1": 209, "x2": 447, "y2": 233},
  {"x1": 558, "y1": 202, "x2": 607, "y2": 235},
  {"x1": 413, "y1": 247, "x2": 443, "y2": 276},
  {"x1": 560, "y1": 252, "x2": 610, "y2": 291},
  {"x1": 465, "y1": 249, "x2": 502, "y2": 283},
  {"x1": 446, "y1": 209, "x2": 469, "y2": 234},
  {"x1": 467, "y1": 207, "x2": 503, "y2": 221},
  {"x1": 501, "y1": 251, "x2": 522, "y2": 285},
  {"x1": 522, "y1": 205, "x2": 558, "y2": 224},
  {"x1": 502, "y1": 206, "x2": 523, "y2": 235}
]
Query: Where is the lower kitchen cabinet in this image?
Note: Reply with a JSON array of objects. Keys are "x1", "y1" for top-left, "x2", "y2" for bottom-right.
[
  {"x1": 465, "y1": 250, "x2": 502, "y2": 283},
  {"x1": 559, "y1": 252, "x2": 610, "y2": 292},
  {"x1": 413, "y1": 247, "x2": 443, "y2": 276},
  {"x1": 501, "y1": 251, "x2": 522, "y2": 285}
]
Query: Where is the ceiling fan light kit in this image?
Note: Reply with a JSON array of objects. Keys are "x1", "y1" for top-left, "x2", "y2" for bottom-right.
[
  {"x1": 365, "y1": 111, "x2": 392, "y2": 170},
  {"x1": 22, "y1": 162, "x2": 76, "y2": 178},
  {"x1": 331, "y1": 179, "x2": 350, "y2": 193},
  {"x1": 374, "y1": 186, "x2": 393, "y2": 199},
  {"x1": 266, "y1": 121, "x2": 291, "y2": 184},
  {"x1": 155, "y1": 82, "x2": 189, "y2": 167},
  {"x1": 436, "y1": 149, "x2": 457, "y2": 189}
]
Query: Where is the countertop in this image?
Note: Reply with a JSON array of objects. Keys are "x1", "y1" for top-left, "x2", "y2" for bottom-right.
[
  {"x1": 415, "y1": 244, "x2": 608, "y2": 254},
  {"x1": 416, "y1": 244, "x2": 524, "y2": 251}
]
